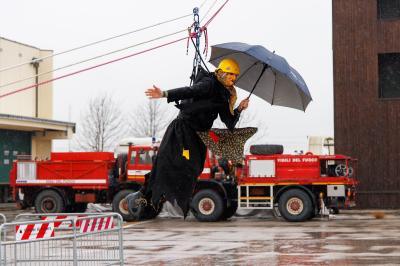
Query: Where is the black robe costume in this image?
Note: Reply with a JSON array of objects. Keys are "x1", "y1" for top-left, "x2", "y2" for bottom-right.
[{"x1": 144, "y1": 68, "x2": 242, "y2": 216}]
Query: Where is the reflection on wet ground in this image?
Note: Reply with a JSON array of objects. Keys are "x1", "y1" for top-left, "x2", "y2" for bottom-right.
[
  {"x1": 123, "y1": 213, "x2": 400, "y2": 265},
  {"x1": 2, "y1": 204, "x2": 400, "y2": 265}
]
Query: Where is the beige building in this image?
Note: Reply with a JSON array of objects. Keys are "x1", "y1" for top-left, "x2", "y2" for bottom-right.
[
  {"x1": 0, "y1": 37, "x2": 75, "y2": 202},
  {"x1": 307, "y1": 136, "x2": 334, "y2": 155}
]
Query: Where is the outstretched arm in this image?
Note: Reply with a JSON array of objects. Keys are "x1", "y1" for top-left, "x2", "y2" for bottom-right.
[
  {"x1": 166, "y1": 78, "x2": 214, "y2": 103},
  {"x1": 145, "y1": 85, "x2": 163, "y2": 99},
  {"x1": 145, "y1": 78, "x2": 213, "y2": 102}
]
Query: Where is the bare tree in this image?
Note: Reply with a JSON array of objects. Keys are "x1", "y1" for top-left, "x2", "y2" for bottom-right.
[
  {"x1": 127, "y1": 99, "x2": 178, "y2": 138},
  {"x1": 73, "y1": 93, "x2": 125, "y2": 151}
]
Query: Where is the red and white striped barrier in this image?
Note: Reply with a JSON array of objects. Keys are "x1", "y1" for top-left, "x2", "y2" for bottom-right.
[
  {"x1": 14, "y1": 215, "x2": 114, "y2": 241},
  {"x1": 80, "y1": 216, "x2": 114, "y2": 233},
  {"x1": 41, "y1": 215, "x2": 85, "y2": 229},
  {"x1": 15, "y1": 222, "x2": 55, "y2": 241}
]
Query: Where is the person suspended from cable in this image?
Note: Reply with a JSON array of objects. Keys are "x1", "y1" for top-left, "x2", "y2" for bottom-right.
[{"x1": 125, "y1": 58, "x2": 249, "y2": 220}]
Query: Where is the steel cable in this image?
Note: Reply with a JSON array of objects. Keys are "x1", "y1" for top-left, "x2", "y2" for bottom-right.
[
  {"x1": 0, "y1": 12, "x2": 195, "y2": 73},
  {"x1": 203, "y1": 0, "x2": 229, "y2": 27},
  {"x1": 0, "y1": 36, "x2": 188, "y2": 99},
  {"x1": 0, "y1": 0, "x2": 211, "y2": 88},
  {"x1": 200, "y1": 0, "x2": 219, "y2": 23},
  {"x1": 0, "y1": 28, "x2": 188, "y2": 89},
  {"x1": 0, "y1": 0, "x2": 210, "y2": 73},
  {"x1": 0, "y1": 0, "x2": 229, "y2": 100}
]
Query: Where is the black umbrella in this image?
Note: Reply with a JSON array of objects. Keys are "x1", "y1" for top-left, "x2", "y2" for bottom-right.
[{"x1": 209, "y1": 42, "x2": 312, "y2": 111}]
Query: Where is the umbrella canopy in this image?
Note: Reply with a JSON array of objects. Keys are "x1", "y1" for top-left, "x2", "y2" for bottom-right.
[
  {"x1": 209, "y1": 42, "x2": 312, "y2": 111},
  {"x1": 197, "y1": 127, "x2": 257, "y2": 164}
]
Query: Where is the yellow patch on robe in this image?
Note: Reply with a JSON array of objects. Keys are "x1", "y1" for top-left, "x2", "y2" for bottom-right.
[{"x1": 182, "y1": 149, "x2": 190, "y2": 160}]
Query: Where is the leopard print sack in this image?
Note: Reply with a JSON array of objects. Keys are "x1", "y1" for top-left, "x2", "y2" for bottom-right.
[{"x1": 197, "y1": 127, "x2": 257, "y2": 164}]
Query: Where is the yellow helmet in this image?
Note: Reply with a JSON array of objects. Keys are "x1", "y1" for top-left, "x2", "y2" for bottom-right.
[{"x1": 218, "y1": 58, "x2": 240, "y2": 75}]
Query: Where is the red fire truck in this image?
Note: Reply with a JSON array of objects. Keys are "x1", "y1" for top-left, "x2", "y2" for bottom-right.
[
  {"x1": 190, "y1": 146, "x2": 357, "y2": 222},
  {"x1": 9, "y1": 143, "x2": 357, "y2": 222},
  {"x1": 9, "y1": 142, "x2": 219, "y2": 221}
]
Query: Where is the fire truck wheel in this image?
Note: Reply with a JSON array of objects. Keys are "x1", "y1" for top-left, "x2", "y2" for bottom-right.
[
  {"x1": 220, "y1": 201, "x2": 238, "y2": 220},
  {"x1": 112, "y1": 189, "x2": 137, "y2": 222},
  {"x1": 308, "y1": 208, "x2": 317, "y2": 220},
  {"x1": 34, "y1": 189, "x2": 65, "y2": 213},
  {"x1": 278, "y1": 189, "x2": 313, "y2": 222},
  {"x1": 191, "y1": 189, "x2": 224, "y2": 222}
]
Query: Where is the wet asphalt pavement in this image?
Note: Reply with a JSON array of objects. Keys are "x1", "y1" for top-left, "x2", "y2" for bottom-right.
[
  {"x1": 1, "y1": 204, "x2": 400, "y2": 265},
  {"x1": 122, "y1": 212, "x2": 400, "y2": 265}
]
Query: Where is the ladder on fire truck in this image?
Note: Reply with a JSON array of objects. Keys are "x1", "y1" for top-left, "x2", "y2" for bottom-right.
[{"x1": 238, "y1": 184, "x2": 274, "y2": 209}]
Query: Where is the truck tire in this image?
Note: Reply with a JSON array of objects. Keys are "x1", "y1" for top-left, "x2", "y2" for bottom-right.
[
  {"x1": 220, "y1": 201, "x2": 238, "y2": 220},
  {"x1": 307, "y1": 207, "x2": 317, "y2": 220},
  {"x1": 35, "y1": 189, "x2": 65, "y2": 213},
  {"x1": 250, "y1": 144, "x2": 283, "y2": 155},
  {"x1": 278, "y1": 189, "x2": 313, "y2": 222},
  {"x1": 112, "y1": 190, "x2": 137, "y2": 222},
  {"x1": 191, "y1": 189, "x2": 224, "y2": 222}
]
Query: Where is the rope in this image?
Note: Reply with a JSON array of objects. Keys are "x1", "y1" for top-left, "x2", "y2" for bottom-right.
[
  {"x1": 187, "y1": 0, "x2": 229, "y2": 73},
  {"x1": 200, "y1": 0, "x2": 219, "y2": 23},
  {"x1": 0, "y1": 0, "x2": 212, "y2": 87},
  {"x1": 190, "y1": 38, "x2": 210, "y2": 73},
  {"x1": 0, "y1": 28, "x2": 188, "y2": 89},
  {"x1": 0, "y1": 13, "x2": 193, "y2": 73},
  {"x1": 202, "y1": 0, "x2": 229, "y2": 27},
  {"x1": 187, "y1": 0, "x2": 229, "y2": 59},
  {"x1": 202, "y1": 27, "x2": 209, "y2": 57},
  {"x1": 0, "y1": 37, "x2": 187, "y2": 99},
  {"x1": 199, "y1": 0, "x2": 210, "y2": 9}
]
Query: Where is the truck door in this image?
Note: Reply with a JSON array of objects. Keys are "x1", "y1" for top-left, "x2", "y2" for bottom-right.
[{"x1": 127, "y1": 147, "x2": 155, "y2": 183}]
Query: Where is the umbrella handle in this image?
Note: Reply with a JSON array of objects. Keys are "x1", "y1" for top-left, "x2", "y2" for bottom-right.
[{"x1": 248, "y1": 64, "x2": 268, "y2": 98}]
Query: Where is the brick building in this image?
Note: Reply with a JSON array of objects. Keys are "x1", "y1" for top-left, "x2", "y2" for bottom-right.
[{"x1": 333, "y1": 0, "x2": 400, "y2": 207}]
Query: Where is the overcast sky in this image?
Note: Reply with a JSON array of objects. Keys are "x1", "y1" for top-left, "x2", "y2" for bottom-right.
[{"x1": 0, "y1": 0, "x2": 333, "y2": 153}]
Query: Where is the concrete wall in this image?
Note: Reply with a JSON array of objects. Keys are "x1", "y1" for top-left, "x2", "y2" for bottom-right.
[
  {"x1": 31, "y1": 129, "x2": 74, "y2": 159},
  {"x1": 308, "y1": 136, "x2": 335, "y2": 155}
]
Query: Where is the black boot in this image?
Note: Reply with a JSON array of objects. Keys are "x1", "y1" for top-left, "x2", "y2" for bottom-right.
[{"x1": 125, "y1": 191, "x2": 147, "y2": 219}]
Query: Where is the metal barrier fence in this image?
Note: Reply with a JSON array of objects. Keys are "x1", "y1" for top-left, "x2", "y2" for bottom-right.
[
  {"x1": 0, "y1": 212, "x2": 124, "y2": 265},
  {"x1": 0, "y1": 214, "x2": 5, "y2": 225}
]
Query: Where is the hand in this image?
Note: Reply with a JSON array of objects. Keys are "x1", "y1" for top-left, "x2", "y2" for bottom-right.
[
  {"x1": 238, "y1": 98, "x2": 249, "y2": 111},
  {"x1": 145, "y1": 85, "x2": 163, "y2": 99}
]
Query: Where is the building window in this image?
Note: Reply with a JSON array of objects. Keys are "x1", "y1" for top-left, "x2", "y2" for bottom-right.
[
  {"x1": 378, "y1": 0, "x2": 400, "y2": 19},
  {"x1": 379, "y1": 53, "x2": 400, "y2": 98}
]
